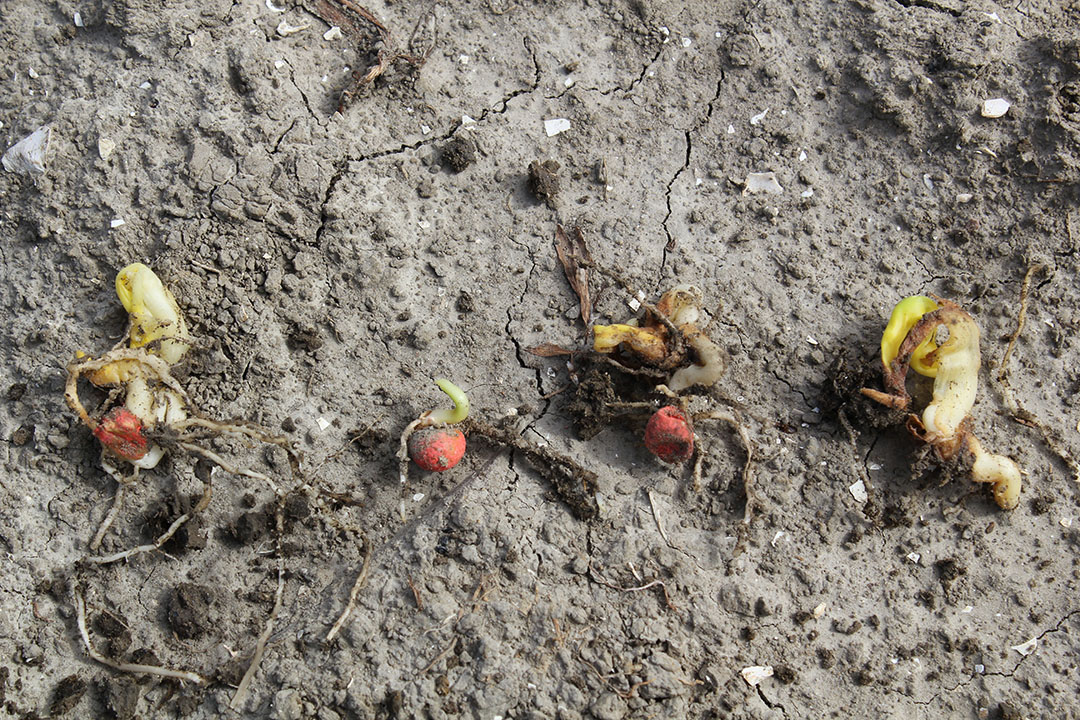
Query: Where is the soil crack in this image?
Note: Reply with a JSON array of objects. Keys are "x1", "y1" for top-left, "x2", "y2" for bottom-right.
[
  {"x1": 313, "y1": 36, "x2": 541, "y2": 245},
  {"x1": 545, "y1": 36, "x2": 665, "y2": 100},
  {"x1": 659, "y1": 77, "x2": 724, "y2": 277},
  {"x1": 770, "y1": 368, "x2": 811, "y2": 407},
  {"x1": 755, "y1": 685, "x2": 788, "y2": 717},
  {"x1": 890, "y1": 0, "x2": 962, "y2": 18},
  {"x1": 282, "y1": 59, "x2": 323, "y2": 124}
]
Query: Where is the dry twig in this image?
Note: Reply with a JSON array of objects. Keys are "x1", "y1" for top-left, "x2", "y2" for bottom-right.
[{"x1": 996, "y1": 264, "x2": 1080, "y2": 484}]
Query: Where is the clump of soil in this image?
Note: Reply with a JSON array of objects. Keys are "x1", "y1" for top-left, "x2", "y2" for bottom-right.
[
  {"x1": 226, "y1": 507, "x2": 272, "y2": 545},
  {"x1": 143, "y1": 495, "x2": 207, "y2": 555},
  {"x1": 164, "y1": 583, "x2": 214, "y2": 640},
  {"x1": 93, "y1": 612, "x2": 133, "y2": 658},
  {"x1": 527, "y1": 159, "x2": 560, "y2": 208},
  {"x1": 49, "y1": 675, "x2": 87, "y2": 716},
  {"x1": 441, "y1": 136, "x2": 477, "y2": 172},
  {"x1": 102, "y1": 676, "x2": 140, "y2": 720}
]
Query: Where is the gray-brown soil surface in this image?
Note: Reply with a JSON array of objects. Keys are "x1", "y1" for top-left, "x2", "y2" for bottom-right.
[{"x1": 1, "y1": 0, "x2": 1079, "y2": 718}]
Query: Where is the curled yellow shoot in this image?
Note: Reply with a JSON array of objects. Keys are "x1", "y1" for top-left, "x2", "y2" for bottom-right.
[
  {"x1": 867, "y1": 297, "x2": 1022, "y2": 510},
  {"x1": 881, "y1": 295, "x2": 938, "y2": 377},
  {"x1": 592, "y1": 324, "x2": 668, "y2": 364}
]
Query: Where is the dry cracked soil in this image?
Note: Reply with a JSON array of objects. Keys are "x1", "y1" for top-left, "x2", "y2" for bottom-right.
[{"x1": 1, "y1": 0, "x2": 1079, "y2": 718}]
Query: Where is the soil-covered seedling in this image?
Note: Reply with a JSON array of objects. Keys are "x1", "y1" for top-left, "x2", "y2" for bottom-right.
[
  {"x1": 861, "y1": 295, "x2": 1023, "y2": 509},
  {"x1": 537, "y1": 267, "x2": 757, "y2": 521}
]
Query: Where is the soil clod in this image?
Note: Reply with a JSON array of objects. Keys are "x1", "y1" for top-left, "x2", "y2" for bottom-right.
[
  {"x1": 164, "y1": 584, "x2": 214, "y2": 641},
  {"x1": 49, "y1": 675, "x2": 86, "y2": 717}
]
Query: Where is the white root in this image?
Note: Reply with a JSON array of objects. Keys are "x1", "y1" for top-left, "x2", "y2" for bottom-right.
[
  {"x1": 396, "y1": 416, "x2": 426, "y2": 485},
  {"x1": 89, "y1": 481, "x2": 127, "y2": 551},
  {"x1": 74, "y1": 589, "x2": 204, "y2": 684},
  {"x1": 177, "y1": 441, "x2": 280, "y2": 494},
  {"x1": 84, "y1": 477, "x2": 212, "y2": 565},
  {"x1": 325, "y1": 537, "x2": 373, "y2": 643},
  {"x1": 231, "y1": 502, "x2": 285, "y2": 710}
]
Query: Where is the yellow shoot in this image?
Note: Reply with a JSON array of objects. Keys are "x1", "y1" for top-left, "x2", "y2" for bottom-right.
[
  {"x1": 592, "y1": 324, "x2": 668, "y2": 364},
  {"x1": 115, "y1": 263, "x2": 190, "y2": 365},
  {"x1": 881, "y1": 295, "x2": 938, "y2": 377}
]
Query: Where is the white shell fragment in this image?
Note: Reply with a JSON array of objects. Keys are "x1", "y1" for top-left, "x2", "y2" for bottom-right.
[
  {"x1": 743, "y1": 172, "x2": 783, "y2": 195},
  {"x1": 813, "y1": 602, "x2": 827, "y2": 618},
  {"x1": 741, "y1": 666, "x2": 774, "y2": 686},
  {"x1": 1011, "y1": 638, "x2": 1037, "y2": 656},
  {"x1": 276, "y1": 20, "x2": 309, "y2": 37},
  {"x1": 323, "y1": 26, "x2": 342, "y2": 40},
  {"x1": 981, "y1": 98, "x2": 1011, "y2": 118},
  {"x1": 266, "y1": 0, "x2": 286, "y2": 11},
  {"x1": 97, "y1": 137, "x2": 116, "y2": 160},
  {"x1": 750, "y1": 109, "x2": 769, "y2": 125},
  {"x1": 544, "y1": 118, "x2": 571, "y2": 137},
  {"x1": 74, "y1": 11, "x2": 84, "y2": 27},
  {"x1": 849, "y1": 479, "x2": 868, "y2": 503},
  {"x1": 956, "y1": 193, "x2": 973, "y2": 203},
  {"x1": 316, "y1": 416, "x2": 331, "y2": 431},
  {"x1": 2, "y1": 126, "x2": 51, "y2": 175},
  {"x1": 110, "y1": 218, "x2": 125, "y2": 228}
]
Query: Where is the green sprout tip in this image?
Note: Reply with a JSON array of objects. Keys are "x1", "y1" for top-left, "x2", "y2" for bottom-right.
[{"x1": 427, "y1": 378, "x2": 469, "y2": 425}]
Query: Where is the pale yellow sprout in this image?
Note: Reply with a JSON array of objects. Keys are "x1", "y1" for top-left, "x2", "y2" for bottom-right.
[{"x1": 115, "y1": 263, "x2": 190, "y2": 365}]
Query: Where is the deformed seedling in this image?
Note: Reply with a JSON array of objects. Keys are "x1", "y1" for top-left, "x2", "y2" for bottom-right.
[
  {"x1": 545, "y1": 275, "x2": 758, "y2": 523},
  {"x1": 66, "y1": 263, "x2": 299, "y2": 555},
  {"x1": 591, "y1": 284, "x2": 727, "y2": 393},
  {"x1": 65, "y1": 263, "x2": 300, "y2": 702},
  {"x1": 861, "y1": 295, "x2": 1023, "y2": 509},
  {"x1": 588, "y1": 284, "x2": 750, "y2": 476}
]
